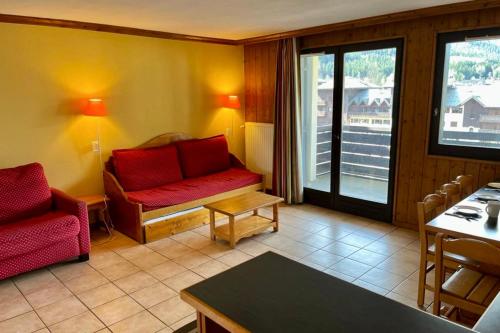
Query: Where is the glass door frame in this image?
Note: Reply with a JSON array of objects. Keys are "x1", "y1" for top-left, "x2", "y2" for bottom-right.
[{"x1": 301, "y1": 38, "x2": 404, "y2": 223}]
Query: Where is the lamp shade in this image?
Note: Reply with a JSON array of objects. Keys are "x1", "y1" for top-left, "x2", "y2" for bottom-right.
[
  {"x1": 223, "y1": 95, "x2": 241, "y2": 109},
  {"x1": 83, "y1": 98, "x2": 107, "y2": 117}
]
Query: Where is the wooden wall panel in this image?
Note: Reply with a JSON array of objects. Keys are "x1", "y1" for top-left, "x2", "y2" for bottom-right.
[
  {"x1": 244, "y1": 41, "x2": 278, "y2": 123},
  {"x1": 244, "y1": 6, "x2": 500, "y2": 229}
]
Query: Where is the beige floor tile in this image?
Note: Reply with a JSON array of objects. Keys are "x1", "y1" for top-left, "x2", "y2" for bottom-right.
[
  {"x1": 163, "y1": 271, "x2": 203, "y2": 292},
  {"x1": 363, "y1": 241, "x2": 404, "y2": 255},
  {"x1": 48, "y1": 311, "x2": 104, "y2": 333},
  {"x1": 200, "y1": 242, "x2": 236, "y2": 258},
  {"x1": 170, "y1": 313, "x2": 197, "y2": 331},
  {"x1": 173, "y1": 251, "x2": 212, "y2": 269},
  {"x1": 0, "y1": 311, "x2": 45, "y2": 333},
  {"x1": 156, "y1": 327, "x2": 174, "y2": 333},
  {"x1": 329, "y1": 258, "x2": 372, "y2": 278},
  {"x1": 0, "y1": 293, "x2": 32, "y2": 321},
  {"x1": 260, "y1": 234, "x2": 296, "y2": 250},
  {"x1": 145, "y1": 237, "x2": 176, "y2": 252},
  {"x1": 109, "y1": 311, "x2": 166, "y2": 333},
  {"x1": 376, "y1": 257, "x2": 419, "y2": 277},
  {"x1": 236, "y1": 239, "x2": 274, "y2": 257},
  {"x1": 25, "y1": 283, "x2": 73, "y2": 309},
  {"x1": 303, "y1": 250, "x2": 343, "y2": 267},
  {"x1": 92, "y1": 295, "x2": 143, "y2": 326},
  {"x1": 348, "y1": 249, "x2": 388, "y2": 266},
  {"x1": 149, "y1": 296, "x2": 195, "y2": 326},
  {"x1": 338, "y1": 233, "x2": 374, "y2": 248},
  {"x1": 0, "y1": 279, "x2": 21, "y2": 302},
  {"x1": 96, "y1": 329, "x2": 112, "y2": 333},
  {"x1": 322, "y1": 241, "x2": 359, "y2": 257},
  {"x1": 316, "y1": 226, "x2": 353, "y2": 240},
  {"x1": 298, "y1": 234, "x2": 334, "y2": 248},
  {"x1": 98, "y1": 261, "x2": 140, "y2": 281},
  {"x1": 114, "y1": 271, "x2": 158, "y2": 294},
  {"x1": 280, "y1": 241, "x2": 317, "y2": 258},
  {"x1": 191, "y1": 260, "x2": 230, "y2": 278},
  {"x1": 63, "y1": 270, "x2": 108, "y2": 294},
  {"x1": 171, "y1": 231, "x2": 213, "y2": 250},
  {"x1": 299, "y1": 259, "x2": 326, "y2": 271},
  {"x1": 392, "y1": 278, "x2": 434, "y2": 306},
  {"x1": 115, "y1": 244, "x2": 153, "y2": 260},
  {"x1": 157, "y1": 242, "x2": 194, "y2": 259},
  {"x1": 89, "y1": 251, "x2": 127, "y2": 270},
  {"x1": 14, "y1": 269, "x2": 58, "y2": 295},
  {"x1": 36, "y1": 296, "x2": 87, "y2": 326},
  {"x1": 128, "y1": 252, "x2": 168, "y2": 269},
  {"x1": 77, "y1": 283, "x2": 125, "y2": 308},
  {"x1": 386, "y1": 291, "x2": 419, "y2": 309},
  {"x1": 130, "y1": 283, "x2": 177, "y2": 308},
  {"x1": 146, "y1": 260, "x2": 187, "y2": 280},
  {"x1": 101, "y1": 234, "x2": 139, "y2": 251},
  {"x1": 217, "y1": 250, "x2": 253, "y2": 267},
  {"x1": 359, "y1": 267, "x2": 407, "y2": 290},
  {"x1": 49, "y1": 262, "x2": 96, "y2": 282},
  {"x1": 34, "y1": 328, "x2": 50, "y2": 333},
  {"x1": 352, "y1": 279, "x2": 389, "y2": 296},
  {"x1": 377, "y1": 233, "x2": 415, "y2": 247}
]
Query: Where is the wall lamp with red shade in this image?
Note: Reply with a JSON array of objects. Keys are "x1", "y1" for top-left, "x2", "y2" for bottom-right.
[{"x1": 223, "y1": 95, "x2": 241, "y2": 109}]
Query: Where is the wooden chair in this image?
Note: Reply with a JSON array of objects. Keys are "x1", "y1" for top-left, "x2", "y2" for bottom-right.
[
  {"x1": 453, "y1": 175, "x2": 474, "y2": 198},
  {"x1": 433, "y1": 233, "x2": 500, "y2": 317},
  {"x1": 417, "y1": 193, "x2": 447, "y2": 307},
  {"x1": 439, "y1": 183, "x2": 461, "y2": 208}
]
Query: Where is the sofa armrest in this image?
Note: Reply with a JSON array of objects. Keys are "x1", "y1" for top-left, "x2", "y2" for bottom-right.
[
  {"x1": 104, "y1": 170, "x2": 144, "y2": 243},
  {"x1": 229, "y1": 153, "x2": 246, "y2": 169},
  {"x1": 51, "y1": 188, "x2": 90, "y2": 254},
  {"x1": 51, "y1": 188, "x2": 88, "y2": 222}
]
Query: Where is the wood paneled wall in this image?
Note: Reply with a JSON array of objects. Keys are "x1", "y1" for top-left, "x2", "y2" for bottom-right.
[
  {"x1": 243, "y1": 6, "x2": 500, "y2": 229},
  {"x1": 244, "y1": 41, "x2": 278, "y2": 123}
]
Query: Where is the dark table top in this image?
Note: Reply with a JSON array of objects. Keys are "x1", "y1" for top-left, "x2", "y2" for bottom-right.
[{"x1": 183, "y1": 252, "x2": 475, "y2": 333}]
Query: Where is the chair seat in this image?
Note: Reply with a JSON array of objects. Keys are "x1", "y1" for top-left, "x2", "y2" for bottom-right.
[
  {"x1": 0, "y1": 211, "x2": 80, "y2": 260},
  {"x1": 442, "y1": 267, "x2": 483, "y2": 298}
]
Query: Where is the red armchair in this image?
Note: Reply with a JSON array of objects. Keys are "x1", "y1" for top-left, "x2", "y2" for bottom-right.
[{"x1": 0, "y1": 163, "x2": 90, "y2": 280}]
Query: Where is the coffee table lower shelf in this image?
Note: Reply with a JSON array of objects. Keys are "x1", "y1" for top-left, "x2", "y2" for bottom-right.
[{"x1": 214, "y1": 215, "x2": 276, "y2": 246}]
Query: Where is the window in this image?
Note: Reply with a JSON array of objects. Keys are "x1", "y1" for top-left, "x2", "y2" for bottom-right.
[{"x1": 429, "y1": 28, "x2": 500, "y2": 161}]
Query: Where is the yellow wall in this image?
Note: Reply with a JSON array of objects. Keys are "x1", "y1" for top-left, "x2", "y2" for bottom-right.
[{"x1": 0, "y1": 23, "x2": 245, "y2": 196}]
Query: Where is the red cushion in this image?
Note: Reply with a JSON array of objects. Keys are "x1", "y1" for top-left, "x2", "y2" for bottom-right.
[
  {"x1": 126, "y1": 168, "x2": 263, "y2": 211},
  {"x1": 0, "y1": 163, "x2": 52, "y2": 224},
  {"x1": 176, "y1": 135, "x2": 230, "y2": 178},
  {"x1": 113, "y1": 144, "x2": 183, "y2": 191},
  {"x1": 0, "y1": 211, "x2": 80, "y2": 260}
]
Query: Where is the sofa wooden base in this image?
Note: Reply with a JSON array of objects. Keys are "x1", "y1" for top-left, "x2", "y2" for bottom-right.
[{"x1": 145, "y1": 208, "x2": 226, "y2": 242}]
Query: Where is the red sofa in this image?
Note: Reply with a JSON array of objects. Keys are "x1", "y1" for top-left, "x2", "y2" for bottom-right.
[
  {"x1": 0, "y1": 163, "x2": 90, "y2": 280},
  {"x1": 104, "y1": 133, "x2": 264, "y2": 243}
]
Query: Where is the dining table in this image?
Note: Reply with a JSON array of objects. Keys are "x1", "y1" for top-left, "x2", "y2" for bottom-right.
[{"x1": 425, "y1": 186, "x2": 500, "y2": 247}]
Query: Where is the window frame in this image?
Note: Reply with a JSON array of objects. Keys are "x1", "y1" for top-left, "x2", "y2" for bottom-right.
[{"x1": 429, "y1": 27, "x2": 500, "y2": 161}]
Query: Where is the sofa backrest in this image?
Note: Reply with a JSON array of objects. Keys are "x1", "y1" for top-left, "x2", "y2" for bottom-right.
[
  {"x1": 112, "y1": 144, "x2": 183, "y2": 192},
  {"x1": 0, "y1": 163, "x2": 52, "y2": 223},
  {"x1": 175, "y1": 135, "x2": 231, "y2": 178}
]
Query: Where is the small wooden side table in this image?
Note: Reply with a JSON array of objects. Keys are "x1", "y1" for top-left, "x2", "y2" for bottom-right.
[
  {"x1": 78, "y1": 195, "x2": 113, "y2": 236},
  {"x1": 204, "y1": 192, "x2": 284, "y2": 248}
]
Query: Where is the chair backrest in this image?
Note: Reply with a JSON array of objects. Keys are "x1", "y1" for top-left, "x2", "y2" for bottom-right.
[
  {"x1": 454, "y1": 174, "x2": 474, "y2": 198},
  {"x1": 439, "y1": 182, "x2": 461, "y2": 208},
  {"x1": 417, "y1": 193, "x2": 446, "y2": 251},
  {"x1": 437, "y1": 235, "x2": 500, "y2": 266}
]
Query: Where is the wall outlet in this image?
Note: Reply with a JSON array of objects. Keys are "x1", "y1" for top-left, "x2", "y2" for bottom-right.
[{"x1": 91, "y1": 140, "x2": 101, "y2": 153}]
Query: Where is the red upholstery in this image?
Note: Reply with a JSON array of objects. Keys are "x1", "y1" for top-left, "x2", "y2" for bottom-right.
[
  {"x1": 0, "y1": 163, "x2": 90, "y2": 280},
  {"x1": 113, "y1": 144, "x2": 183, "y2": 191},
  {"x1": 0, "y1": 211, "x2": 80, "y2": 260},
  {"x1": 0, "y1": 163, "x2": 52, "y2": 224},
  {"x1": 127, "y1": 168, "x2": 263, "y2": 211},
  {"x1": 176, "y1": 135, "x2": 230, "y2": 178}
]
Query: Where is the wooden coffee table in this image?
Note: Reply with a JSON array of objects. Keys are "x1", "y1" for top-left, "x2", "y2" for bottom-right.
[{"x1": 204, "y1": 192, "x2": 284, "y2": 248}]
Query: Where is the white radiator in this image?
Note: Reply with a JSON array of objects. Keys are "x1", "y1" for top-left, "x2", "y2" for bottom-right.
[{"x1": 245, "y1": 122, "x2": 274, "y2": 190}]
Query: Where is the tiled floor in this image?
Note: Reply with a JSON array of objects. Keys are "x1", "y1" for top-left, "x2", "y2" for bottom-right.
[{"x1": 0, "y1": 204, "x2": 436, "y2": 333}]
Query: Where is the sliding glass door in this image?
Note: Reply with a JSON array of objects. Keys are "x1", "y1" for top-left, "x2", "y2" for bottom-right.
[{"x1": 301, "y1": 39, "x2": 403, "y2": 222}]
